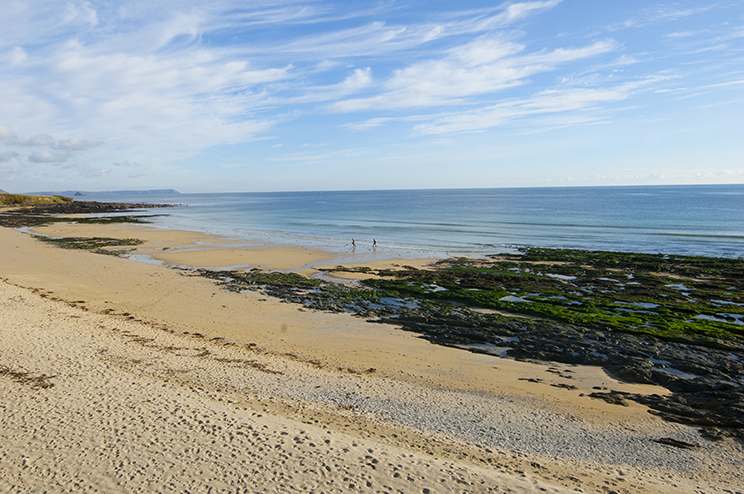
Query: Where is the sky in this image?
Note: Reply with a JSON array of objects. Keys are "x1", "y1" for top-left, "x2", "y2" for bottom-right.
[{"x1": 1, "y1": 0, "x2": 743, "y2": 193}]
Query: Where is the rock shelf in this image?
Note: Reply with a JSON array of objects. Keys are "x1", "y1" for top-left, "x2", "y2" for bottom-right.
[{"x1": 198, "y1": 249, "x2": 744, "y2": 440}]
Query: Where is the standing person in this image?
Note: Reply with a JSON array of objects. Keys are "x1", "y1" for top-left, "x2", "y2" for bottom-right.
[
  {"x1": 351, "y1": 238, "x2": 355, "y2": 247},
  {"x1": 373, "y1": 239, "x2": 376, "y2": 249}
]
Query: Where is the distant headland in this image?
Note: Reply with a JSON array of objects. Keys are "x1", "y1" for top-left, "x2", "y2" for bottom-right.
[{"x1": 25, "y1": 189, "x2": 181, "y2": 197}]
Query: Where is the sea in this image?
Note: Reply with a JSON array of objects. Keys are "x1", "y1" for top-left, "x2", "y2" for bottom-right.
[{"x1": 83, "y1": 184, "x2": 744, "y2": 260}]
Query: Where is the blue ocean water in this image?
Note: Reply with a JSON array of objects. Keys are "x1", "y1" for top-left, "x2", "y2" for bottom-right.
[{"x1": 87, "y1": 184, "x2": 744, "y2": 259}]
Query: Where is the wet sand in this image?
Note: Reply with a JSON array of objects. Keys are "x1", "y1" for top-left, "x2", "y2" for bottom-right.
[{"x1": 1, "y1": 222, "x2": 742, "y2": 493}]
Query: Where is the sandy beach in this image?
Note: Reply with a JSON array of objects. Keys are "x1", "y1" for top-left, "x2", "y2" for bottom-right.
[{"x1": 2, "y1": 220, "x2": 743, "y2": 493}]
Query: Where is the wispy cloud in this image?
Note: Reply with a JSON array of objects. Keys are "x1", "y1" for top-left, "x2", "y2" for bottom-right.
[
  {"x1": 341, "y1": 117, "x2": 397, "y2": 131},
  {"x1": 641, "y1": 5, "x2": 714, "y2": 22},
  {"x1": 617, "y1": 4, "x2": 715, "y2": 30},
  {"x1": 59, "y1": 163, "x2": 111, "y2": 177},
  {"x1": 332, "y1": 38, "x2": 618, "y2": 112},
  {"x1": 413, "y1": 77, "x2": 664, "y2": 135},
  {"x1": 239, "y1": 0, "x2": 563, "y2": 62},
  {"x1": 1, "y1": 0, "x2": 742, "y2": 191},
  {"x1": 57, "y1": 137, "x2": 102, "y2": 150}
]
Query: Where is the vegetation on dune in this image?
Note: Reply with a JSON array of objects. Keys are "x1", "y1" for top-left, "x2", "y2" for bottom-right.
[{"x1": 0, "y1": 193, "x2": 73, "y2": 206}]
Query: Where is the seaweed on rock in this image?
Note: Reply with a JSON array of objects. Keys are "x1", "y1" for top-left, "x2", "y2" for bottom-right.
[{"x1": 199, "y1": 247, "x2": 744, "y2": 438}]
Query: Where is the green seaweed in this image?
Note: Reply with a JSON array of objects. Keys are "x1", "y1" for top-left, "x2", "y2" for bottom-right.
[
  {"x1": 33, "y1": 235, "x2": 143, "y2": 253},
  {"x1": 199, "y1": 269, "x2": 323, "y2": 290},
  {"x1": 359, "y1": 248, "x2": 743, "y2": 347},
  {"x1": 72, "y1": 215, "x2": 158, "y2": 224}
]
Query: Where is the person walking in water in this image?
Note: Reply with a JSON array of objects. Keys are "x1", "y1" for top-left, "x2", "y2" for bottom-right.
[
  {"x1": 373, "y1": 239, "x2": 376, "y2": 249},
  {"x1": 351, "y1": 238, "x2": 355, "y2": 247}
]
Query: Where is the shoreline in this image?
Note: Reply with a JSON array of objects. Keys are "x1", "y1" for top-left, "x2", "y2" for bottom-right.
[{"x1": 2, "y1": 210, "x2": 743, "y2": 492}]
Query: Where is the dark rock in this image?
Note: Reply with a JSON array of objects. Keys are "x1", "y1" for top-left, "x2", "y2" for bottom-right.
[
  {"x1": 652, "y1": 437, "x2": 700, "y2": 449},
  {"x1": 589, "y1": 391, "x2": 630, "y2": 407}
]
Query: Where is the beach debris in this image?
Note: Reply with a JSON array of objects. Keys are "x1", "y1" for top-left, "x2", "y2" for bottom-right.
[{"x1": 0, "y1": 365, "x2": 56, "y2": 390}]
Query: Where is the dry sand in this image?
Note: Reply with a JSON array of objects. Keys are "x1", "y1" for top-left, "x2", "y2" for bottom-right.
[{"x1": 1, "y1": 223, "x2": 743, "y2": 493}]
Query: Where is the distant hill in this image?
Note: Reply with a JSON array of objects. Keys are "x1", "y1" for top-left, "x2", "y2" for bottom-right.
[{"x1": 27, "y1": 189, "x2": 180, "y2": 197}]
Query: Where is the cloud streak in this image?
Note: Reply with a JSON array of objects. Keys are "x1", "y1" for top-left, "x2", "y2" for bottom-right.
[{"x1": 413, "y1": 78, "x2": 663, "y2": 135}]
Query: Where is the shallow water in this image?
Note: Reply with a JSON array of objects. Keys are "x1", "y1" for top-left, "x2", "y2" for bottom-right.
[{"x1": 84, "y1": 184, "x2": 744, "y2": 259}]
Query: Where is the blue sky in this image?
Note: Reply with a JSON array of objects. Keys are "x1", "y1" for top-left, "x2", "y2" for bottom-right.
[{"x1": 1, "y1": 0, "x2": 743, "y2": 193}]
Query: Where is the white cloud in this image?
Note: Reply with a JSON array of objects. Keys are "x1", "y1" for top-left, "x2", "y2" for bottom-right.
[
  {"x1": 664, "y1": 30, "x2": 702, "y2": 38},
  {"x1": 643, "y1": 6, "x2": 713, "y2": 22},
  {"x1": 57, "y1": 137, "x2": 102, "y2": 150},
  {"x1": 612, "y1": 5, "x2": 714, "y2": 31},
  {"x1": 113, "y1": 160, "x2": 137, "y2": 167},
  {"x1": 0, "y1": 165, "x2": 19, "y2": 181},
  {"x1": 60, "y1": 163, "x2": 110, "y2": 177},
  {"x1": 62, "y1": 1, "x2": 99, "y2": 27},
  {"x1": 23, "y1": 134, "x2": 56, "y2": 147},
  {"x1": 1, "y1": 1, "x2": 741, "y2": 190},
  {"x1": 332, "y1": 38, "x2": 618, "y2": 111},
  {"x1": 0, "y1": 1, "x2": 583, "y2": 169},
  {"x1": 28, "y1": 150, "x2": 71, "y2": 163},
  {"x1": 448, "y1": 36, "x2": 525, "y2": 66},
  {"x1": 475, "y1": 0, "x2": 563, "y2": 30},
  {"x1": 0, "y1": 126, "x2": 19, "y2": 145},
  {"x1": 0, "y1": 126, "x2": 101, "y2": 150},
  {"x1": 154, "y1": 12, "x2": 203, "y2": 49},
  {"x1": 3, "y1": 47, "x2": 28, "y2": 66},
  {"x1": 29, "y1": 44, "x2": 290, "y2": 155},
  {"x1": 0, "y1": 126, "x2": 105, "y2": 172},
  {"x1": 0, "y1": 151, "x2": 20, "y2": 162},
  {"x1": 341, "y1": 117, "x2": 396, "y2": 131},
  {"x1": 54, "y1": 48, "x2": 290, "y2": 95},
  {"x1": 413, "y1": 78, "x2": 659, "y2": 135},
  {"x1": 219, "y1": 163, "x2": 249, "y2": 169},
  {"x1": 261, "y1": 1, "x2": 562, "y2": 61},
  {"x1": 338, "y1": 67, "x2": 372, "y2": 92}
]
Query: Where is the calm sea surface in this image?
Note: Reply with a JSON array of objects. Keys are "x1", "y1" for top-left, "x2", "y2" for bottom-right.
[{"x1": 87, "y1": 185, "x2": 744, "y2": 259}]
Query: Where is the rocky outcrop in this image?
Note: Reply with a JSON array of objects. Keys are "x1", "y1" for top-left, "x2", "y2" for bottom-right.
[{"x1": 0, "y1": 201, "x2": 173, "y2": 227}]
